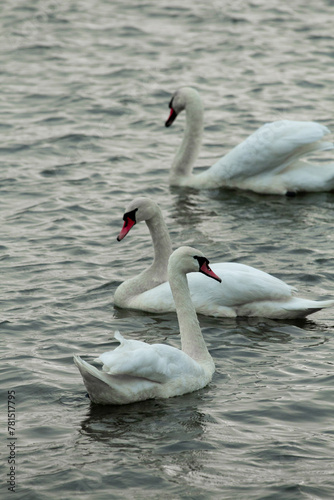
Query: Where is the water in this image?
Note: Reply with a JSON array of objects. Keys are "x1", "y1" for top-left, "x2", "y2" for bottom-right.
[{"x1": 1, "y1": 0, "x2": 334, "y2": 498}]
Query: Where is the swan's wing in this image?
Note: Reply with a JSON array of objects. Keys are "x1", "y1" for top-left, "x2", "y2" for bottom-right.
[
  {"x1": 187, "y1": 262, "x2": 293, "y2": 308},
  {"x1": 210, "y1": 120, "x2": 332, "y2": 180},
  {"x1": 128, "y1": 262, "x2": 293, "y2": 313},
  {"x1": 97, "y1": 333, "x2": 203, "y2": 383}
]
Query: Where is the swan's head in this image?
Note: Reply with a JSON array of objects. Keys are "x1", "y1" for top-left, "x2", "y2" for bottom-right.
[
  {"x1": 165, "y1": 87, "x2": 201, "y2": 127},
  {"x1": 117, "y1": 197, "x2": 160, "y2": 241},
  {"x1": 168, "y1": 246, "x2": 221, "y2": 282}
]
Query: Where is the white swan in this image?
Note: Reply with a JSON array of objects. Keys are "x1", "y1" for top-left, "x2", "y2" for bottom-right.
[
  {"x1": 114, "y1": 197, "x2": 334, "y2": 319},
  {"x1": 165, "y1": 87, "x2": 334, "y2": 195},
  {"x1": 74, "y1": 246, "x2": 219, "y2": 405}
]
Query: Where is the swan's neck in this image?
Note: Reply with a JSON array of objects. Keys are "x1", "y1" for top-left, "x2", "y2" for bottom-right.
[
  {"x1": 170, "y1": 97, "x2": 204, "y2": 185},
  {"x1": 114, "y1": 210, "x2": 173, "y2": 305},
  {"x1": 146, "y1": 211, "x2": 173, "y2": 280},
  {"x1": 170, "y1": 271, "x2": 212, "y2": 365}
]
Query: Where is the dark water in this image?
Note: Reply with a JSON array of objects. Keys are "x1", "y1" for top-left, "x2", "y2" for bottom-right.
[{"x1": 1, "y1": 1, "x2": 334, "y2": 498}]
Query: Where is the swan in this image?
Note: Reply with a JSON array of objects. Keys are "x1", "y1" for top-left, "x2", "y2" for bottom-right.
[
  {"x1": 114, "y1": 197, "x2": 334, "y2": 319},
  {"x1": 74, "y1": 246, "x2": 220, "y2": 405},
  {"x1": 165, "y1": 87, "x2": 334, "y2": 195}
]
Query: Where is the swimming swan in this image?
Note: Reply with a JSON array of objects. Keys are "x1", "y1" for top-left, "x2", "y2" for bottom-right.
[
  {"x1": 114, "y1": 197, "x2": 334, "y2": 319},
  {"x1": 165, "y1": 87, "x2": 334, "y2": 195},
  {"x1": 74, "y1": 246, "x2": 220, "y2": 405}
]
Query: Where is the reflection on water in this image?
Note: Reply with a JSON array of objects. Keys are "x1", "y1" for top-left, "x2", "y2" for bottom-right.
[{"x1": 74, "y1": 395, "x2": 213, "y2": 498}]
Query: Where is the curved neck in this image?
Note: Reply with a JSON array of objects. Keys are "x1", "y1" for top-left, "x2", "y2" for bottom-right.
[
  {"x1": 114, "y1": 209, "x2": 173, "y2": 305},
  {"x1": 146, "y1": 209, "x2": 173, "y2": 280},
  {"x1": 170, "y1": 97, "x2": 204, "y2": 184},
  {"x1": 169, "y1": 271, "x2": 212, "y2": 364}
]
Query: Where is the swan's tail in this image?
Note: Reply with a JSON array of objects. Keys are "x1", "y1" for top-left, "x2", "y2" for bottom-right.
[
  {"x1": 238, "y1": 298, "x2": 334, "y2": 319},
  {"x1": 74, "y1": 355, "x2": 121, "y2": 404},
  {"x1": 74, "y1": 353, "x2": 158, "y2": 405},
  {"x1": 281, "y1": 298, "x2": 334, "y2": 319}
]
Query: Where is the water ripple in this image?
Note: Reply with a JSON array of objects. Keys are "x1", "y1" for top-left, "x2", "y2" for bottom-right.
[{"x1": 1, "y1": 0, "x2": 334, "y2": 499}]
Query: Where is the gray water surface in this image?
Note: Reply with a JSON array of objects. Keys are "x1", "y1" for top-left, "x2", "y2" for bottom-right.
[{"x1": 1, "y1": 1, "x2": 334, "y2": 499}]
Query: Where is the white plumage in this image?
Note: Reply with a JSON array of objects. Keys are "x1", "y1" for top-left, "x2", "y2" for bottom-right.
[{"x1": 98, "y1": 331, "x2": 206, "y2": 383}]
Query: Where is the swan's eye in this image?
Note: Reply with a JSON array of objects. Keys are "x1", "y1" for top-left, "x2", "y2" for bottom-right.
[
  {"x1": 194, "y1": 256, "x2": 222, "y2": 283},
  {"x1": 123, "y1": 208, "x2": 138, "y2": 223},
  {"x1": 117, "y1": 208, "x2": 138, "y2": 241},
  {"x1": 194, "y1": 255, "x2": 209, "y2": 268}
]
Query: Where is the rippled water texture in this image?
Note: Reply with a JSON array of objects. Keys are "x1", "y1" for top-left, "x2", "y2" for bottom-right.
[{"x1": 1, "y1": 1, "x2": 334, "y2": 498}]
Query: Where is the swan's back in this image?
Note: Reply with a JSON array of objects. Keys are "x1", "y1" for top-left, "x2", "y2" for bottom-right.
[
  {"x1": 189, "y1": 262, "x2": 293, "y2": 306},
  {"x1": 209, "y1": 120, "x2": 332, "y2": 181},
  {"x1": 97, "y1": 332, "x2": 206, "y2": 384}
]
